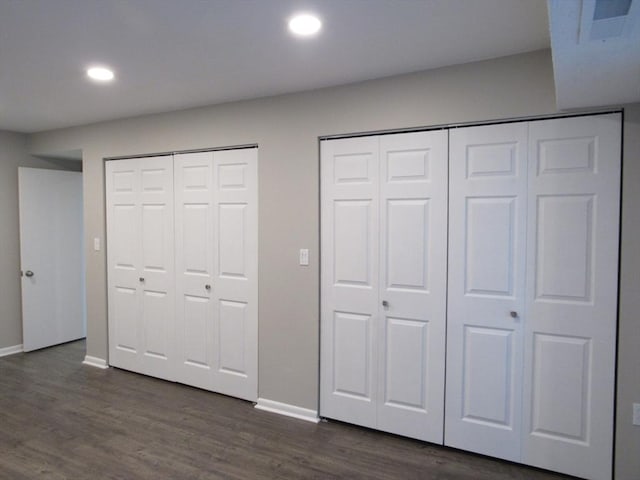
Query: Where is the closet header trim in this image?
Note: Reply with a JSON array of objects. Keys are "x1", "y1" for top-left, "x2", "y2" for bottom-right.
[
  {"x1": 105, "y1": 143, "x2": 258, "y2": 162},
  {"x1": 319, "y1": 109, "x2": 622, "y2": 141}
]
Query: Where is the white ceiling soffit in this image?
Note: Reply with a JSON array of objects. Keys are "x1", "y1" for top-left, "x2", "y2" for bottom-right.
[
  {"x1": 549, "y1": 0, "x2": 640, "y2": 110},
  {"x1": 0, "y1": 0, "x2": 549, "y2": 133}
]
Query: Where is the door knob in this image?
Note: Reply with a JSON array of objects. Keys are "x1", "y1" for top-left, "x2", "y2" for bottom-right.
[
  {"x1": 25, "y1": 270, "x2": 34, "y2": 277},
  {"x1": 510, "y1": 311, "x2": 518, "y2": 318},
  {"x1": 205, "y1": 284, "x2": 211, "y2": 291},
  {"x1": 382, "y1": 300, "x2": 389, "y2": 308}
]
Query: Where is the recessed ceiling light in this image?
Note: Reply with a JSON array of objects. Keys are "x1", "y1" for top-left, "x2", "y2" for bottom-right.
[
  {"x1": 87, "y1": 66, "x2": 115, "y2": 82},
  {"x1": 288, "y1": 13, "x2": 322, "y2": 36}
]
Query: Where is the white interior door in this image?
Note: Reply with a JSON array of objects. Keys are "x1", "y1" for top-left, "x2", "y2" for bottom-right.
[
  {"x1": 321, "y1": 131, "x2": 448, "y2": 441},
  {"x1": 211, "y1": 148, "x2": 258, "y2": 401},
  {"x1": 106, "y1": 156, "x2": 175, "y2": 380},
  {"x1": 321, "y1": 136, "x2": 380, "y2": 429},
  {"x1": 376, "y1": 131, "x2": 447, "y2": 442},
  {"x1": 19, "y1": 167, "x2": 85, "y2": 352},
  {"x1": 522, "y1": 114, "x2": 620, "y2": 480},
  {"x1": 445, "y1": 123, "x2": 528, "y2": 460},
  {"x1": 108, "y1": 149, "x2": 257, "y2": 401},
  {"x1": 174, "y1": 152, "x2": 216, "y2": 390}
]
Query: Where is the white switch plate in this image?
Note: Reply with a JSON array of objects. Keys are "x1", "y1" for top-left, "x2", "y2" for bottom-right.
[
  {"x1": 299, "y1": 248, "x2": 309, "y2": 266},
  {"x1": 633, "y1": 403, "x2": 640, "y2": 426},
  {"x1": 93, "y1": 237, "x2": 100, "y2": 251}
]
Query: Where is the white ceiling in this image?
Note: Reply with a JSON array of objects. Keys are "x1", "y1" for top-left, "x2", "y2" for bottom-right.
[
  {"x1": 548, "y1": 0, "x2": 640, "y2": 110},
  {"x1": 0, "y1": 0, "x2": 550, "y2": 133}
]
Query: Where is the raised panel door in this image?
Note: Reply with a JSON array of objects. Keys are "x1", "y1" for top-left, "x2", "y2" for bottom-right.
[
  {"x1": 174, "y1": 152, "x2": 215, "y2": 390},
  {"x1": 377, "y1": 131, "x2": 447, "y2": 442},
  {"x1": 106, "y1": 158, "x2": 142, "y2": 372},
  {"x1": 212, "y1": 148, "x2": 258, "y2": 401},
  {"x1": 445, "y1": 123, "x2": 528, "y2": 461},
  {"x1": 321, "y1": 136, "x2": 379, "y2": 428},
  {"x1": 106, "y1": 156, "x2": 174, "y2": 379},
  {"x1": 137, "y1": 157, "x2": 174, "y2": 380},
  {"x1": 523, "y1": 114, "x2": 620, "y2": 480}
]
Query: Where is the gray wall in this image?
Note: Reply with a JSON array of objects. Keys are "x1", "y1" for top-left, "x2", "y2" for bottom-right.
[
  {"x1": 0, "y1": 131, "x2": 81, "y2": 349},
  {"x1": 25, "y1": 49, "x2": 640, "y2": 478}
]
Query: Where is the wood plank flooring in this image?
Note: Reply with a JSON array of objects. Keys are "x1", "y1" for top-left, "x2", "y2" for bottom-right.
[{"x1": 0, "y1": 340, "x2": 574, "y2": 479}]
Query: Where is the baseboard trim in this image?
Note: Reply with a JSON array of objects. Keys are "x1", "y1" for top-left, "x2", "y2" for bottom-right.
[
  {"x1": 255, "y1": 398, "x2": 319, "y2": 423},
  {"x1": 82, "y1": 355, "x2": 109, "y2": 369},
  {"x1": 0, "y1": 344, "x2": 23, "y2": 358}
]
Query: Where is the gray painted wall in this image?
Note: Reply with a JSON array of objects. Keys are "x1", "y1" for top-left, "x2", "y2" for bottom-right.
[
  {"x1": 25, "y1": 50, "x2": 640, "y2": 479},
  {"x1": 0, "y1": 131, "x2": 81, "y2": 349}
]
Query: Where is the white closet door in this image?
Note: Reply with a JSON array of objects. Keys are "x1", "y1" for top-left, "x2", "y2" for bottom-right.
[
  {"x1": 376, "y1": 131, "x2": 447, "y2": 442},
  {"x1": 522, "y1": 114, "x2": 620, "y2": 480},
  {"x1": 321, "y1": 136, "x2": 380, "y2": 429},
  {"x1": 106, "y1": 156, "x2": 175, "y2": 380},
  {"x1": 211, "y1": 148, "x2": 258, "y2": 401},
  {"x1": 106, "y1": 158, "x2": 139, "y2": 372},
  {"x1": 446, "y1": 123, "x2": 528, "y2": 460},
  {"x1": 174, "y1": 152, "x2": 215, "y2": 390}
]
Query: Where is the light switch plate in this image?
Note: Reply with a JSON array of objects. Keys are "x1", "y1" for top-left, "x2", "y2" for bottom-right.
[
  {"x1": 93, "y1": 237, "x2": 100, "y2": 251},
  {"x1": 299, "y1": 248, "x2": 309, "y2": 266},
  {"x1": 633, "y1": 403, "x2": 640, "y2": 426}
]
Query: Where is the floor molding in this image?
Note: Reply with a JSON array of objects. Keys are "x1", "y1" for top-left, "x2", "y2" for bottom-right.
[
  {"x1": 255, "y1": 398, "x2": 319, "y2": 423},
  {"x1": 0, "y1": 344, "x2": 23, "y2": 358},
  {"x1": 82, "y1": 355, "x2": 109, "y2": 369}
]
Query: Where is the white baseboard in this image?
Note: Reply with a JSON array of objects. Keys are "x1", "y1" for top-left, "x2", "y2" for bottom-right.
[
  {"x1": 82, "y1": 355, "x2": 109, "y2": 369},
  {"x1": 0, "y1": 344, "x2": 23, "y2": 358},
  {"x1": 255, "y1": 398, "x2": 319, "y2": 423}
]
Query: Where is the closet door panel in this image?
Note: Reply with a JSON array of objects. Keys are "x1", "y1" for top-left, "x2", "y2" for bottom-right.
[
  {"x1": 109, "y1": 203, "x2": 140, "y2": 355},
  {"x1": 321, "y1": 137, "x2": 379, "y2": 428},
  {"x1": 106, "y1": 159, "x2": 142, "y2": 370},
  {"x1": 217, "y1": 299, "x2": 248, "y2": 376},
  {"x1": 182, "y1": 295, "x2": 211, "y2": 368},
  {"x1": 446, "y1": 123, "x2": 528, "y2": 461},
  {"x1": 523, "y1": 114, "x2": 620, "y2": 480},
  {"x1": 174, "y1": 152, "x2": 215, "y2": 390},
  {"x1": 212, "y1": 148, "x2": 258, "y2": 401},
  {"x1": 137, "y1": 157, "x2": 175, "y2": 380},
  {"x1": 106, "y1": 156, "x2": 174, "y2": 378},
  {"x1": 111, "y1": 286, "x2": 138, "y2": 354},
  {"x1": 377, "y1": 131, "x2": 447, "y2": 442},
  {"x1": 462, "y1": 326, "x2": 515, "y2": 424}
]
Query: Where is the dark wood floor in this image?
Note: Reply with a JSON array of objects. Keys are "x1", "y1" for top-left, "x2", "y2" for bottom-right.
[{"x1": 0, "y1": 341, "x2": 574, "y2": 480}]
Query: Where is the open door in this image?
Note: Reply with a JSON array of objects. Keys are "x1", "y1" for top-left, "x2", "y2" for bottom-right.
[{"x1": 18, "y1": 167, "x2": 85, "y2": 352}]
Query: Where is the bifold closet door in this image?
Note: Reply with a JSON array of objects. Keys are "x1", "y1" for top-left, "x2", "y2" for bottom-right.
[
  {"x1": 321, "y1": 135, "x2": 379, "y2": 428},
  {"x1": 173, "y1": 152, "x2": 215, "y2": 391},
  {"x1": 107, "y1": 149, "x2": 258, "y2": 402},
  {"x1": 106, "y1": 156, "x2": 175, "y2": 380},
  {"x1": 174, "y1": 148, "x2": 258, "y2": 401},
  {"x1": 320, "y1": 131, "x2": 448, "y2": 442},
  {"x1": 446, "y1": 113, "x2": 620, "y2": 480},
  {"x1": 522, "y1": 114, "x2": 620, "y2": 480},
  {"x1": 376, "y1": 132, "x2": 448, "y2": 440},
  {"x1": 445, "y1": 122, "x2": 528, "y2": 461}
]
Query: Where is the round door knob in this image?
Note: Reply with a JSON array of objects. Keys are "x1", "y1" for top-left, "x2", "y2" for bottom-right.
[
  {"x1": 382, "y1": 300, "x2": 389, "y2": 308},
  {"x1": 139, "y1": 277, "x2": 145, "y2": 282},
  {"x1": 25, "y1": 270, "x2": 34, "y2": 278},
  {"x1": 510, "y1": 311, "x2": 518, "y2": 318},
  {"x1": 205, "y1": 284, "x2": 211, "y2": 291}
]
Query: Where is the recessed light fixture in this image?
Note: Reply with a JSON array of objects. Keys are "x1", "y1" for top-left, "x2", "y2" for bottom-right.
[
  {"x1": 288, "y1": 13, "x2": 322, "y2": 36},
  {"x1": 87, "y1": 66, "x2": 115, "y2": 82}
]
